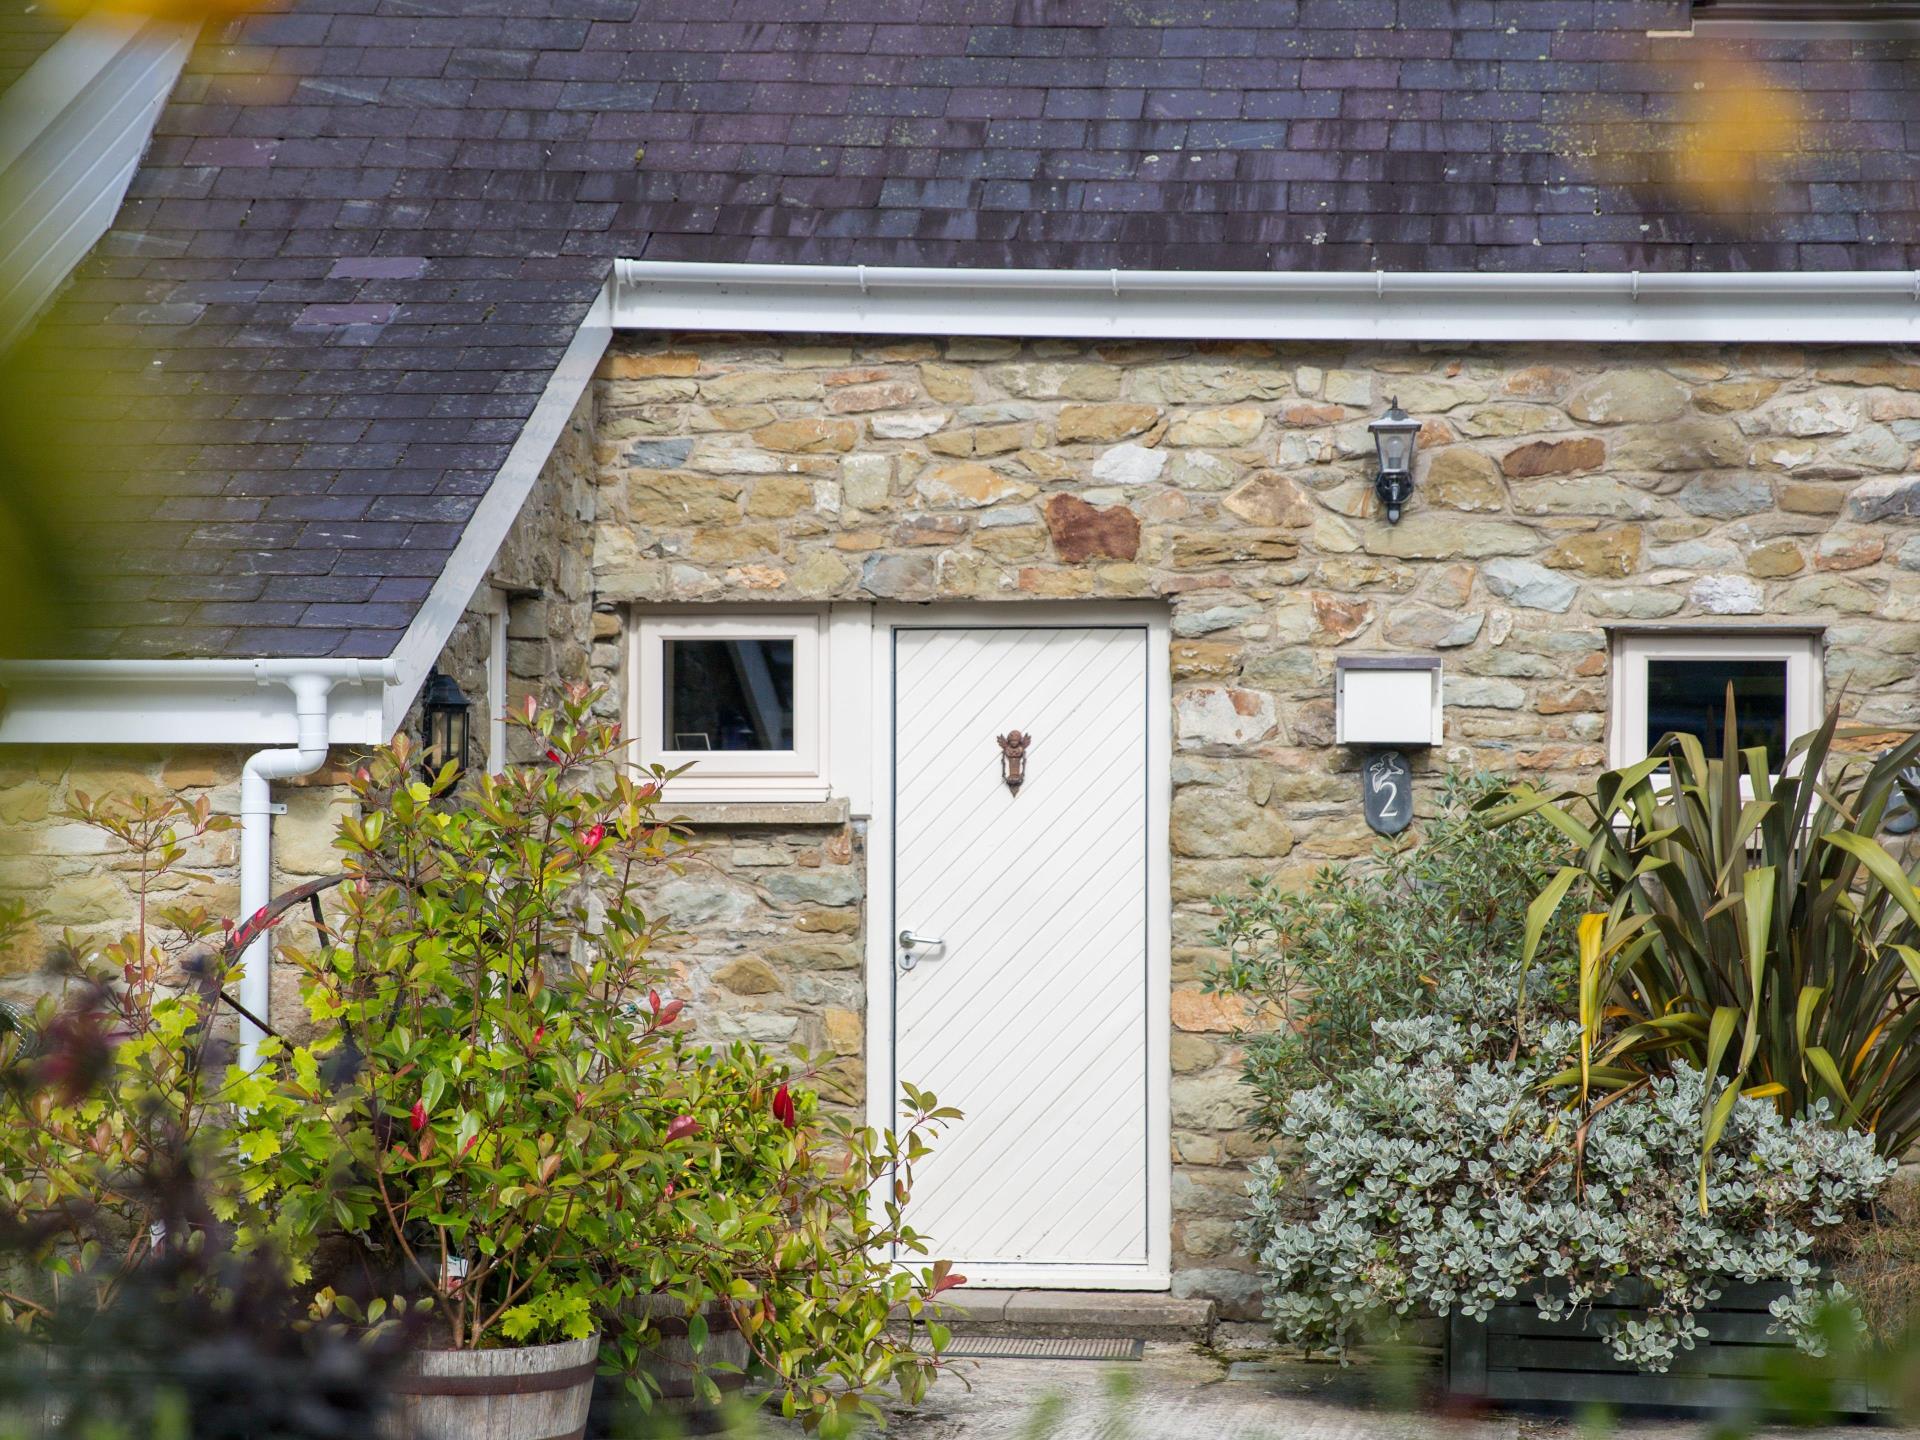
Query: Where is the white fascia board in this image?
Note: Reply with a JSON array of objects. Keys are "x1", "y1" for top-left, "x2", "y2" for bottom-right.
[
  {"x1": 0, "y1": 13, "x2": 196, "y2": 348},
  {"x1": 0, "y1": 660, "x2": 393, "y2": 748},
  {"x1": 381, "y1": 281, "x2": 614, "y2": 736},
  {"x1": 612, "y1": 261, "x2": 1920, "y2": 344}
]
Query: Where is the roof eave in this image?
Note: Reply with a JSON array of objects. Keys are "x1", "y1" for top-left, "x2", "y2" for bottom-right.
[{"x1": 612, "y1": 262, "x2": 1920, "y2": 344}]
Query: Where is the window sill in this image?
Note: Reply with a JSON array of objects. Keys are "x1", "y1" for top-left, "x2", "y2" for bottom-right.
[
  {"x1": 1600, "y1": 621, "x2": 1827, "y2": 638},
  {"x1": 662, "y1": 798, "x2": 851, "y2": 827}
]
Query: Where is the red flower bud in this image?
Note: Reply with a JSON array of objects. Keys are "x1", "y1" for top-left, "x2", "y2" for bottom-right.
[
  {"x1": 665, "y1": 1115, "x2": 698, "y2": 1143},
  {"x1": 531, "y1": 1025, "x2": 545, "y2": 1045},
  {"x1": 546, "y1": 748, "x2": 562, "y2": 764},
  {"x1": 409, "y1": 1101, "x2": 427, "y2": 1133},
  {"x1": 771, "y1": 1084, "x2": 797, "y2": 1131},
  {"x1": 582, "y1": 823, "x2": 606, "y2": 849}
]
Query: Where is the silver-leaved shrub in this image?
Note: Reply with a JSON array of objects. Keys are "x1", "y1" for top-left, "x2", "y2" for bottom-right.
[{"x1": 1246, "y1": 1017, "x2": 1893, "y2": 1370}]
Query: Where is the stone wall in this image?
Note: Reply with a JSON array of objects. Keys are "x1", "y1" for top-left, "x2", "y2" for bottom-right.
[
  {"x1": 0, "y1": 745, "x2": 350, "y2": 1036},
  {"x1": 584, "y1": 333, "x2": 1920, "y2": 1313},
  {"x1": 12, "y1": 332, "x2": 1920, "y2": 1313}
]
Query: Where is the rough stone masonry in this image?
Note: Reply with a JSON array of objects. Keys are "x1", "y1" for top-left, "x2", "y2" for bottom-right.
[
  {"x1": 11, "y1": 336, "x2": 1920, "y2": 1317},
  {"x1": 581, "y1": 334, "x2": 1920, "y2": 1315}
]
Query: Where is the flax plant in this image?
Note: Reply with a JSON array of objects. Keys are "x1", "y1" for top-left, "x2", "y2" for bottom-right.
[{"x1": 1481, "y1": 694, "x2": 1920, "y2": 1196}]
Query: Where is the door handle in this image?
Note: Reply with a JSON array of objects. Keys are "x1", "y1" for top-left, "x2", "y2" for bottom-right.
[{"x1": 897, "y1": 929, "x2": 946, "y2": 971}]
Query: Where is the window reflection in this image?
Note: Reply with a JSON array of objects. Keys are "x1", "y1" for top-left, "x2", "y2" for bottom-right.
[
  {"x1": 1644, "y1": 658, "x2": 1789, "y2": 766},
  {"x1": 663, "y1": 639, "x2": 795, "y2": 752}
]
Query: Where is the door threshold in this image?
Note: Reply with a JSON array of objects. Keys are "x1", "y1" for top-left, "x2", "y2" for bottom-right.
[{"x1": 898, "y1": 1289, "x2": 1215, "y2": 1345}]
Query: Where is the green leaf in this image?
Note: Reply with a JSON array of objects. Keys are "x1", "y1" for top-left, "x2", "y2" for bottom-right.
[
  {"x1": 1822, "y1": 831, "x2": 1920, "y2": 931},
  {"x1": 1522, "y1": 866, "x2": 1581, "y2": 972}
]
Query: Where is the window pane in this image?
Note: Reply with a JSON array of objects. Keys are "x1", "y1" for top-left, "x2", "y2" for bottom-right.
[
  {"x1": 1644, "y1": 658, "x2": 1789, "y2": 765},
  {"x1": 663, "y1": 639, "x2": 794, "y2": 751}
]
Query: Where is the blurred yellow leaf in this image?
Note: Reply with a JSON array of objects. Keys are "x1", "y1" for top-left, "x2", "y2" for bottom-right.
[
  {"x1": 1665, "y1": 57, "x2": 1805, "y2": 213},
  {"x1": 49, "y1": 0, "x2": 268, "y2": 20}
]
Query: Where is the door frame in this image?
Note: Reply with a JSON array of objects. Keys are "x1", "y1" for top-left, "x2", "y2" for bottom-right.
[{"x1": 862, "y1": 602, "x2": 1172, "y2": 1291}]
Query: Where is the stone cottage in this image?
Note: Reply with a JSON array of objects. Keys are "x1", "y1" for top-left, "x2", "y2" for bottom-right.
[{"x1": 6, "y1": 0, "x2": 1920, "y2": 1317}]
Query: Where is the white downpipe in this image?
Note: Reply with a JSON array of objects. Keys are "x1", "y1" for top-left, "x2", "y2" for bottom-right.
[{"x1": 201, "y1": 662, "x2": 390, "y2": 1069}]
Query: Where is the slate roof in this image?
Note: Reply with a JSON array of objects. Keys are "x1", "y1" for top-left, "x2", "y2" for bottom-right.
[{"x1": 13, "y1": 0, "x2": 1920, "y2": 659}]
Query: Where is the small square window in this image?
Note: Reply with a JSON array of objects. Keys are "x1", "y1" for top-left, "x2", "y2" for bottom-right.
[
  {"x1": 632, "y1": 611, "x2": 830, "y2": 802},
  {"x1": 663, "y1": 638, "x2": 795, "y2": 751},
  {"x1": 1611, "y1": 630, "x2": 1822, "y2": 778},
  {"x1": 1644, "y1": 656, "x2": 1789, "y2": 767}
]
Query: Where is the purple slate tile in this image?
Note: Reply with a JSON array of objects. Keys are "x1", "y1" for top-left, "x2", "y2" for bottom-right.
[
  {"x1": 294, "y1": 301, "x2": 398, "y2": 327},
  {"x1": 327, "y1": 256, "x2": 430, "y2": 279}
]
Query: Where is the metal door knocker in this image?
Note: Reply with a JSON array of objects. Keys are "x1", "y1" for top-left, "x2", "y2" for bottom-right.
[{"x1": 997, "y1": 731, "x2": 1031, "y2": 795}]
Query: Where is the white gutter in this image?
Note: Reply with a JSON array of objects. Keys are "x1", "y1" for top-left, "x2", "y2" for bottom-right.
[
  {"x1": 0, "y1": 657, "x2": 393, "y2": 746},
  {"x1": 612, "y1": 261, "x2": 1920, "y2": 343}
]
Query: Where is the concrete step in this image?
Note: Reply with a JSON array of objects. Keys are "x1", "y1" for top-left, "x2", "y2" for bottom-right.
[{"x1": 912, "y1": 1290, "x2": 1216, "y2": 1345}]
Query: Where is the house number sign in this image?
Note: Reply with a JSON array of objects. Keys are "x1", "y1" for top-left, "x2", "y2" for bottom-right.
[{"x1": 1362, "y1": 750, "x2": 1413, "y2": 836}]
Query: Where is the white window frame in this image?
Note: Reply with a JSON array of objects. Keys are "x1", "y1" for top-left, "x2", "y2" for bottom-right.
[
  {"x1": 486, "y1": 594, "x2": 510, "y2": 775},
  {"x1": 1608, "y1": 629, "x2": 1824, "y2": 779},
  {"x1": 467, "y1": 586, "x2": 512, "y2": 774},
  {"x1": 630, "y1": 607, "x2": 844, "y2": 804}
]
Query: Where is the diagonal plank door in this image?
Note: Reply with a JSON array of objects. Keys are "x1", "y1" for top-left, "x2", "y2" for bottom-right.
[{"x1": 892, "y1": 625, "x2": 1150, "y2": 1272}]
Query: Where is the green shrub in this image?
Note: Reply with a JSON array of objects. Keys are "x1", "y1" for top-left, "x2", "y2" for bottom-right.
[
  {"x1": 231, "y1": 688, "x2": 958, "y2": 1434},
  {"x1": 1480, "y1": 699, "x2": 1920, "y2": 1167},
  {"x1": 1246, "y1": 1016, "x2": 1893, "y2": 1369},
  {"x1": 0, "y1": 792, "x2": 240, "y2": 1331},
  {"x1": 1207, "y1": 772, "x2": 1577, "y2": 1131}
]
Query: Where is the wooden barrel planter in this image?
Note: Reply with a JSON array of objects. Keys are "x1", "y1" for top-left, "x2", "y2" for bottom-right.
[
  {"x1": 1445, "y1": 1281, "x2": 1888, "y2": 1414},
  {"x1": 389, "y1": 1334, "x2": 599, "y2": 1440},
  {"x1": 587, "y1": 1300, "x2": 752, "y2": 1437}
]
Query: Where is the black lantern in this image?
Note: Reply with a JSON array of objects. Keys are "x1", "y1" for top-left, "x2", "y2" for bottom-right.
[
  {"x1": 1369, "y1": 397, "x2": 1422, "y2": 524},
  {"x1": 420, "y1": 666, "x2": 471, "y2": 779}
]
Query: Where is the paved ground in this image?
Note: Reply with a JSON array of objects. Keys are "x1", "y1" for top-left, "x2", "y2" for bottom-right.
[
  {"x1": 632, "y1": 1341, "x2": 1917, "y2": 1439},
  {"x1": 864, "y1": 1344, "x2": 1920, "y2": 1440}
]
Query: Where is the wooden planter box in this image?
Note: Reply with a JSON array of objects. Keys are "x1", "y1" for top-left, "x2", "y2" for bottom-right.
[{"x1": 1445, "y1": 1281, "x2": 1887, "y2": 1414}]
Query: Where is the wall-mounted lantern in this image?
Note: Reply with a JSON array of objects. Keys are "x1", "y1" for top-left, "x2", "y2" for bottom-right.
[
  {"x1": 1368, "y1": 398, "x2": 1422, "y2": 524},
  {"x1": 421, "y1": 665, "x2": 472, "y2": 780}
]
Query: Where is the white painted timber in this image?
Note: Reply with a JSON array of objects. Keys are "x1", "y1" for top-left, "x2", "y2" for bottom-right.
[
  {"x1": 882, "y1": 614, "x2": 1168, "y2": 1288},
  {"x1": 0, "y1": 12, "x2": 195, "y2": 348},
  {"x1": 612, "y1": 260, "x2": 1920, "y2": 344},
  {"x1": 0, "y1": 658, "x2": 393, "y2": 747}
]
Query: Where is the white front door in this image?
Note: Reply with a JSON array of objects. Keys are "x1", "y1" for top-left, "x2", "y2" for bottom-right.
[{"x1": 878, "y1": 611, "x2": 1169, "y2": 1289}]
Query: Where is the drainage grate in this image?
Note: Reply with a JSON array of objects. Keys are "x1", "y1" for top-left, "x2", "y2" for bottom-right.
[{"x1": 942, "y1": 1336, "x2": 1145, "y2": 1362}]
